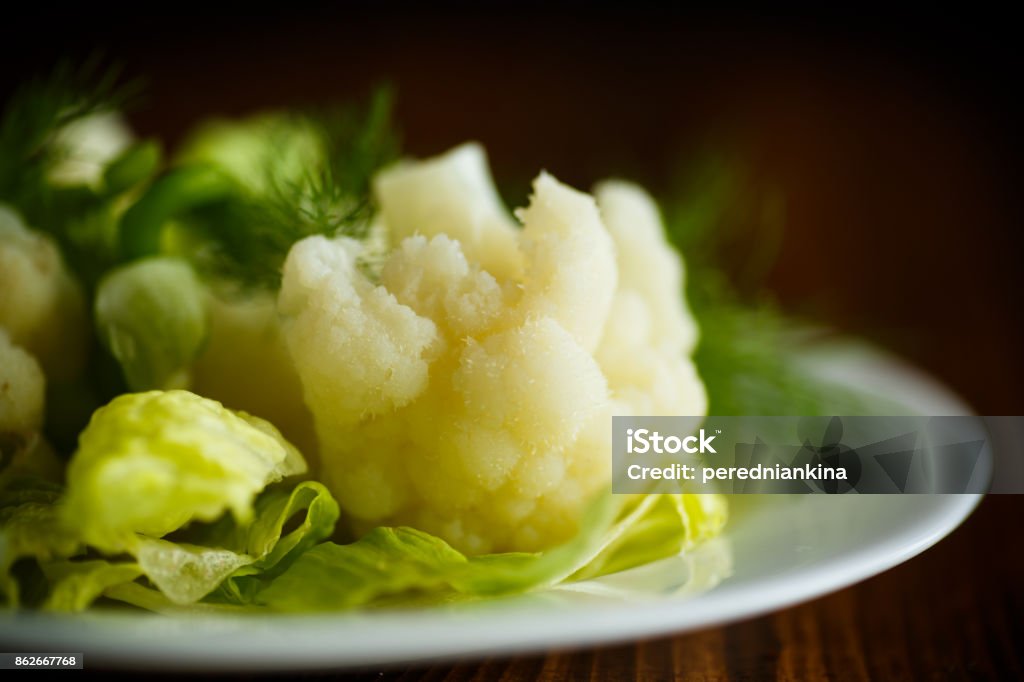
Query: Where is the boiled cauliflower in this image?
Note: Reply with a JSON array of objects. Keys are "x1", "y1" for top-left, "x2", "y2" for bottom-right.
[
  {"x1": 279, "y1": 144, "x2": 705, "y2": 554},
  {"x1": 191, "y1": 289, "x2": 318, "y2": 463},
  {"x1": 0, "y1": 330, "x2": 44, "y2": 438},
  {"x1": 47, "y1": 112, "x2": 133, "y2": 188},
  {"x1": 0, "y1": 330, "x2": 63, "y2": 488},
  {"x1": 0, "y1": 206, "x2": 88, "y2": 382}
]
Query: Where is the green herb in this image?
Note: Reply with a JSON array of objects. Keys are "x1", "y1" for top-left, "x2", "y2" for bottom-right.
[
  {"x1": 0, "y1": 57, "x2": 136, "y2": 209},
  {"x1": 172, "y1": 87, "x2": 400, "y2": 287},
  {"x1": 0, "y1": 59, "x2": 140, "y2": 283},
  {"x1": 665, "y1": 156, "x2": 887, "y2": 416}
]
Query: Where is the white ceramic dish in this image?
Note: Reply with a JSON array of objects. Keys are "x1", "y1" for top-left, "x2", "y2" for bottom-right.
[{"x1": 0, "y1": 342, "x2": 984, "y2": 671}]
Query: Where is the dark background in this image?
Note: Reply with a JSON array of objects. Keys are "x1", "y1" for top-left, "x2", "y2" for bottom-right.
[
  {"x1": 2, "y1": 7, "x2": 1020, "y2": 415},
  {"x1": 3, "y1": 7, "x2": 1022, "y2": 679}
]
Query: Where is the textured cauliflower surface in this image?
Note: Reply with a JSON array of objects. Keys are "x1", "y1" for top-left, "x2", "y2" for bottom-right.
[
  {"x1": 279, "y1": 144, "x2": 705, "y2": 554},
  {"x1": 191, "y1": 289, "x2": 318, "y2": 463},
  {"x1": 0, "y1": 206, "x2": 88, "y2": 382},
  {"x1": 0, "y1": 330, "x2": 44, "y2": 436}
]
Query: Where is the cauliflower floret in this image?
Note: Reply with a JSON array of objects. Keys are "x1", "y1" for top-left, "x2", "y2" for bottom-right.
[
  {"x1": 279, "y1": 145, "x2": 705, "y2": 554},
  {"x1": 280, "y1": 236, "x2": 440, "y2": 422},
  {"x1": 0, "y1": 330, "x2": 63, "y2": 488},
  {"x1": 0, "y1": 330, "x2": 44, "y2": 437},
  {"x1": 0, "y1": 206, "x2": 88, "y2": 381},
  {"x1": 516, "y1": 172, "x2": 617, "y2": 351},
  {"x1": 593, "y1": 181, "x2": 707, "y2": 417},
  {"x1": 375, "y1": 143, "x2": 523, "y2": 281},
  {"x1": 190, "y1": 289, "x2": 319, "y2": 463},
  {"x1": 595, "y1": 180, "x2": 698, "y2": 355},
  {"x1": 47, "y1": 112, "x2": 133, "y2": 188}
]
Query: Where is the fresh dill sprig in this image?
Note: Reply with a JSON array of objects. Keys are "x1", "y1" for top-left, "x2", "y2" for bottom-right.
[
  {"x1": 0, "y1": 57, "x2": 142, "y2": 295},
  {"x1": 308, "y1": 85, "x2": 399, "y2": 226},
  {"x1": 665, "y1": 156, "x2": 888, "y2": 416},
  {"x1": 0, "y1": 56, "x2": 138, "y2": 217},
  {"x1": 185, "y1": 87, "x2": 400, "y2": 288}
]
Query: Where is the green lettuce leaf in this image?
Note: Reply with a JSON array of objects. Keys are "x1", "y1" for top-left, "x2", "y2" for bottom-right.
[
  {"x1": 1, "y1": 479, "x2": 337, "y2": 610},
  {"x1": 132, "y1": 539, "x2": 253, "y2": 605},
  {"x1": 256, "y1": 490, "x2": 726, "y2": 611},
  {"x1": 62, "y1": 390, "x2": 307, "y2": 553},
  {"x1": 573, "y1": 493, "x2": 727, "y2": 580},
  {"x1": 103, "y1": 582, "x2": 250, "y2": 615},
  {"x1": 124, "y1": 481, "x2": 339, "y2": 606},
  {"x1": 0, "y1": 477, "x2": 80, "y2": 606},
  {"x1": 40, "y1": 560, "x2": 142, "y2": 612}
]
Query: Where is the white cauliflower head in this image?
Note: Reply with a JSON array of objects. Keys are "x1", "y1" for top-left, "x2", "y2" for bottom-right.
[
  {"x1": 0, "y1": 330, "x2": 64, "y2": 487},
  {"x1": 279, "y1": 143, "x2": 705, "y2": 554},
  {"x1": 0, "y1": 329, "x2": 44, "y2": 438},
  {"x1": 0, "y1": 206, "x2": 88, "y2": 382},
  {"x1": 191, "y1": 288, "x2": 318, "y2": 463},
  {"x1": 48, "y1": 112, "x2": 133, "y2": 188}
]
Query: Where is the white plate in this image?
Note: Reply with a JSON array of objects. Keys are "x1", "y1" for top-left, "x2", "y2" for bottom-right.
[{"x1": 0, "y1": 342, "x2": 985, "y2": 671}]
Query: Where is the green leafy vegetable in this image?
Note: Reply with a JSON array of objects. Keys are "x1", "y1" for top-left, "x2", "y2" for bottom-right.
[
  {"x1": 173, "y1": 88, "x2": 399, "y2": 287},
  {"x1": 0, "y1": 61, "x2": 142, "y2": 295},
  {"x1": 40, "y1": 560, "x2": 142, "y2": 612},
  {"x1": 666, "y1": 157, "x2": 897, "y2": 416},
  {"x1": 0, "y1": 58, "x2": 136, "y2": 215},
  {"x1": 574, "y1": 493, "x2": 727, "y2": 581},
  {"x1": 149, "y1": 481, "x2": 339, "y2": 606},
  {"x1": 255, "y1": 490, "x2": 724, "y2": 611},
  {"x1": 0, "y1": 477, "x2": 81, "y2": 606},
  {"x1": 257, "y1": 527, "x2": 467, "y2": 611},
  {"x1": 62, "y1": 390, "x2": 306, "y2": 553},
  {"x1": 176, "y1": 113, "x2": 323, "y2": 196},
  {"x1": 1, "y1": 474, "x2": 336, "y2": 611}
]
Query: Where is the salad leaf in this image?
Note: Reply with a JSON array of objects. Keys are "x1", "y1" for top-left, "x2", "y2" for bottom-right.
[
  {"x1": 62, "y1": 390, "x2": 306, "y2": 553},
  {"x1": 1, "y1": 478, "x2": 337, "y2": 611},
  {"x1": 255, "y1": 490, "x2": 725, "y2": 611},
  {"x1": 132, "y1": 481, "x2": 339, "y2": 606},
  {"x1": 256, "y1": 527, "x2": 468, "y2": 611},
  {"x1": 3, "y1": 393, "x2": 722, "y2": 613},
  {"x1": 103, "y1": 582, "x2": 249, "y2": 615},
  {"x1": 40, "y1": 560, "x2": 142, "y2": 612},
  {"x1": 207, "y1": 481, "x2": 340, "y2": 577},
  {"x1": 0, "y1": 477, "x2": 81, "y2": 606},
  {"x1": 573, "y1": 493, "x2": 727, "y2": 581},
  {"x1": 133, "y1": 539, "x2": 253, "y2": 606}
]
